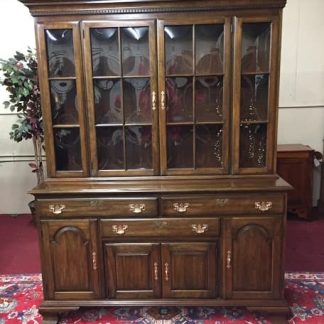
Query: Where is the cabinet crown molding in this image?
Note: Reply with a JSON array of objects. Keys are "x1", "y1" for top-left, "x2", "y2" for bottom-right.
[{"x1": 19, "y1": 0, "x2": 287, "y2": 17}]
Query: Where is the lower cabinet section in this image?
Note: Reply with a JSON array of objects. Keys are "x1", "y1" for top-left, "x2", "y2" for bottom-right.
[{"x1": 104, "y1": 242, "x2": 217, "y2": 299}]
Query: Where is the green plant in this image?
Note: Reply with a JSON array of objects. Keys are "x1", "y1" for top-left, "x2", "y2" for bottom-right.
[{"x1": 0, "y1": 48, "x2": 44, "y2": 184}]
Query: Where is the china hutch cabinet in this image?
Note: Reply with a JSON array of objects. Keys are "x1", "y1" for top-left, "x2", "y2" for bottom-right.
[{"x1": 20, "y1": 0, "x2": 290, "y2": 322}]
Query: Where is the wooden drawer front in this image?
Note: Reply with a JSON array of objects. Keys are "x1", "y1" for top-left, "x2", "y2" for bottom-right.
[
  {"x1": 37, "y1": 198, "x2": 158, "y2": 217},
  {"x1": 100, "y1": 218, "x2": 220, "y2": 238},
  {"x1": 161, "y1": 195, "x2": 284, "y2": 216}
]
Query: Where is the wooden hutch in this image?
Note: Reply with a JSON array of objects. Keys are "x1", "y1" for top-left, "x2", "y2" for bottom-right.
[{"x1": 19, "y1": 0, "x2": 290, "y2": 322}]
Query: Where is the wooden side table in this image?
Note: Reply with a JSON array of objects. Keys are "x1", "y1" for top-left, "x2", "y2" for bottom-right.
[{"x1": 277, "y1": 144, "x2": 314, "y2": 219}]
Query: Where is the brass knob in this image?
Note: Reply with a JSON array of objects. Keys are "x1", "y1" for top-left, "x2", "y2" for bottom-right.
[
  {"x1": 164, "y1": 262, "x2": 169, "y2": 281},
  {"x1": 154, "y1": 262, "x2": 159, "y2": 281},
  {"x1": 49, "y1": 204, "x2": 65, "y2": 215},
  {"x1": 92, "y1": 251, "x2": 97, "y2": 271},
  {"x1": 112, "y1": 224, "x2": 128, "y2": 235},
  {"x1": 191, "y1": 224, "x2": 208, "y2": 234},
  {"x1": 226, "y1": 250, "x2": 231, "y2": 269},
  {"x1": 255, "y1": 201, "x2": 273, "y2": 212},
  {"x1": 173, "y1": 202, "x2": 189, "y2": 213},
  {"x1": 152, "y1": 91, "x2": 157, "y2": 111},
  {"x1": 129, "y1": 203, "x2": 145, "y2": 214},
  {"x1": 161, "y1": 91, "x2": 166, "y2": 110}
]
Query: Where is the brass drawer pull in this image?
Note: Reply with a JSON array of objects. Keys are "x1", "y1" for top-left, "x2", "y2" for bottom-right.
[
  {"x1": 92, "y1": 251, "x2": 97, "y2": 271},
  {"x1": 173, "y1": 202, "x2": 189, "y2": 213},
  {"x1": 191, "y1": 224, "x2": 208, "y2": 234},
  {"x1": 152, "y1": 91, "x2": 157, "y2": 111},
  {"x1": 164, "y1": 262, "x2": 169, "y2": 281},
  {"x1": 255, "y1": 201, "x2": 273, "y2": 212},
  {"x1": 154, "y1": 262, "x2": 159, "y2": 281},
  {"x1": 112, "y1": 224, "x2": 128, "y2": 235},
  {"x1": 226, "y1": 250, "x2": 231, "y2": 269},
  {"x1": 49, "y1": 204, "x2": 66, "y2": 215},
  {"x1": 129, "y1": 203, "x2": 145, "y2": 214}
]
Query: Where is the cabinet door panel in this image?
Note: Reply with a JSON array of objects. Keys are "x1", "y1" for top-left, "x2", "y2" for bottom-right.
[
  {"x1": 36, "y1": 22, "x2": 88, "y2": 177},
  {"x1": 82, "y1": 20, "x2": 159, "y2": 176},
  {"x1": 40, "y1": 219, "x2": 100, "y2": 300},
  {"x1": 232, "y1": 16, "x2": 280, "y2": 174},
  {"x1": 104, "y1": 243, "x2": 161, "y2": 298},
  {"x1": 223, "y1": 216, "x2": 283, "y2": 299},
  {"x1": 158, "y1": 18, "x2": 231, "y2": 175},
  {"x1": 162, "y1": 243, "x2": 217, "y2": 298}
]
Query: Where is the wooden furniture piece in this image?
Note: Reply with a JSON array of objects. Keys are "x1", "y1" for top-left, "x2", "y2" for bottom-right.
[
  {"x1": 20, "y1": 0, "x2": 291, "y2": 322},
  {"x1": 277, "y1": 144, "x2": 315, "y2": 219}
]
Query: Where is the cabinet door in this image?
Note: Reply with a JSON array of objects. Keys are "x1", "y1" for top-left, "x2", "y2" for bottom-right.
[
  {"x1": 223, "y1": 216, "x2": 283, "y2": 299},
  {"x1": 158, "y1": 18, "x2": 231, "y2": 175},
  {"x1": 161, "y1": 243, "x2": 217, "y2": 298},
  {"x1": 232, "y1": 16, "x2": 280, "y2": 174},
  {"x1": 36, "y1": 22, "x2": 88, "y2": 177},
  {"x1": 40, "y1": 219, "x2": 100, "y2": 300},
  {"x1": 82, "y1": 21, "x2": 159, "y2": 176},
  {"x1": 104, "y1": 243, "x2": 161, "y2": 298}
]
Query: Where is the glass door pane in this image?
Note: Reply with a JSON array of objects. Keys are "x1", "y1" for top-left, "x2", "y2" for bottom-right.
[
  {"x1": 84, "y1": 21, "x2": 157, "y2": 175},
  {"x1": 41, "y1": 24, "x2": 84, "y2": 174},
  {"x1": 161, "y1": 20, "x2": 229, "y2": 174},
  {"x1": 234, "y1": 18, "x2": 279, "y2": 173}
]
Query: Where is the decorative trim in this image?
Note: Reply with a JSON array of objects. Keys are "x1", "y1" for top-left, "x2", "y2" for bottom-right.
[
  {"x1": 0, "y1": 154, "x2": 45, "y2": 163},
  {"x1": 279, "y1": 104, "x2": 324, "y2": 109}
]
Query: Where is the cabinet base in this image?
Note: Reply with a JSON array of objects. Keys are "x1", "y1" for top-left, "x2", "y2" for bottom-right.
[{"x1": 40, "y1": 300, "x2": 291, "y2": 322}]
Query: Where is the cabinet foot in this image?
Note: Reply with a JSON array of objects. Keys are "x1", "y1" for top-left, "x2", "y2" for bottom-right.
[
  {"x1": 247, "y1": 306, "x2": 291, "y2": 323},
  {"x1": 39, "y1": 305, "x2": 80, "y2": 324}
]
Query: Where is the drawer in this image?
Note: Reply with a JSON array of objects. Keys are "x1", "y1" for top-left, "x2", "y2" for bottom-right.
[
  {"x1": 36, "y1": 198, "x2": 158, "y2": 217},
  {"x1": 161, "y1": 194, "x2": 284, "y2": 216},
  {"x1": 100, "y1": 218, "x2": 220, "y2": 238}
]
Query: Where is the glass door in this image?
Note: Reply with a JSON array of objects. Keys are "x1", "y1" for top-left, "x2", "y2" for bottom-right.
[
  {"x1": 233, "y1": 16, "x2": 280, "y2": 174},
  {"x1": 158, "y1": 18, "x2": 231, "y2": 175},
  {"x1": 83, "y1": 21, "x2": 158, "y2": 176},
  {"x1": 37, "y1": 22, "x2": 88, "y2": 177}
]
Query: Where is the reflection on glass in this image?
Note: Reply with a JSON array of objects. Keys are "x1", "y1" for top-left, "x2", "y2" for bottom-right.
[
  {"x1": 165, "y1": 26, "x2": 193, "y2": 75},
  {"x1": 96, "y1": 126, "x2": 124, "y2": 170},
  {"x1": 196, "y1": 77, "x2": 223, "y2": 122},
  {"x1": 50, "y1": 80, "x2": 78, "y2": 124},
  {"x1": 167, "y1": 125, "x2": 193, "y2": 168},
  {"x1": 91, "y1": 28, "x2": 120, "y2": 76},
  {"x1": 196, "y1": 24, "x2": 224, "y2": 75},
  {"x1": 54, "y1": 128, "x2": 81, "y2": 170},
  {"x1": 126, "y1": 126, "x2": 152, "y2": 169},
  {"x1": 94, "y1": 79, "x2": 122, "y2": 124},
  {"x1": 239, "y1": 123, "x2": 267, "y2": 168},
  {"x1": 46, "y1": 29, "x2": 75, "y2": 77},
  {"x1": 196, "y1": 125, "x2": 223, "y2": 168},
  {"x1": 241, "y1": 23, "x2": 271, "y2": 73},
  {"x1": 166, "y1": 77, "x2": 193, "y2": 122},
  {"x1": 240, "y1": 75, "x2": 269, "y2": 121},
  {"x1": 124, "y1": 78, "x2": 151, "y2": 123},
  {"x1": 121, "y1": 27, "x2": 150, "y2": 76}
]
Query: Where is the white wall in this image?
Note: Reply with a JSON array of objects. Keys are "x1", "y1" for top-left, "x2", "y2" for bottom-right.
[{"x1": 0, "y1": 0, "x2": 323, "y2": 213}]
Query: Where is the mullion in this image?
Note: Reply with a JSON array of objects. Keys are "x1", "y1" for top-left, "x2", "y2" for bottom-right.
[
  {"x1": 192, "y1": 24, "x2": 196, "y2": 170},
  {"x1": 118, "y1": 27, "x2": 127, "y2": 171}
]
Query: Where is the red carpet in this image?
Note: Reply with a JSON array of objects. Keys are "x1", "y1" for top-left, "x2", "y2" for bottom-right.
[{"x1": 0, "y1": 272, "x2": 323, "y2": 323}]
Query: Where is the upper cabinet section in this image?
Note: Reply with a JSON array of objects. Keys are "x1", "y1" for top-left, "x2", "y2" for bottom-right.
[{"x1": 32, "y1": 1, "x2": 285, "y2": 178}]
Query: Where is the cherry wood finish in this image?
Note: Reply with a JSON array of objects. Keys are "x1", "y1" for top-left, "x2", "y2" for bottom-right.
[
  {"x1": 277, "y1": 144, "x2": 315, "y2": 219},
  {"x1": 20, "y1": 0, "x2": 290, "y2": 322}
]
